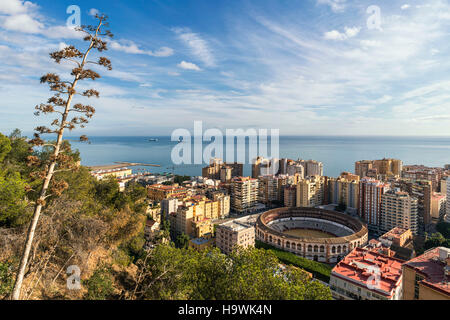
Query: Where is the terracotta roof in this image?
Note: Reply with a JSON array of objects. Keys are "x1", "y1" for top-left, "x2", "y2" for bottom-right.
[
  {"x1": 403, "y1": 247, "x2": 450, "y2": 296},
  {"x1": 332, "y1": 247, "x2": 404, "y2": 298}
]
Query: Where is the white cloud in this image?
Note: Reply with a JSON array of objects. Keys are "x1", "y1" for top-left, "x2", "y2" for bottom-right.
[
  {"x1": 168, "y1": 71, "x2": 181, "y2": 76},
  {"x1": 89, "y1": 8, "x2": 99, "y2": 17},
  {"x1": 324, "y1": 27, "x2": 360, "y2": 40},
  {"x1": 317, "y1": 0, "x2": 347, "y2": 12},
  {"x1": 177, "y1": 61, "x2": 201, "y2": 71},
  {"x1": 0, "y1": 0, "x2": 37, "y2": 15},
  {"x1": 354, "y1": 105, "x2": 375, "y2": 112},
  {"x1": 1, "y1": 13, "x2": 42, "y2": 33},
  {"x1": 110, "y1": 40, "x2": 174, "y2": 57},
  {"x1": 374, "y1": 95, "x2": 393, "y2": 104},
  {"x1": 401, "y1": 4, "x2": 410, "y2": 10},
  {"x1": 172, "y1": 27, "x2": 215, "y2": 67}
]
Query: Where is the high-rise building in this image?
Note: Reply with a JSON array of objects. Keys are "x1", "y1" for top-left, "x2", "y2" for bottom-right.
[
  {"x1": 402, "y1": 165, "x2": 442, "y2": 191},
  {"x1": 202, "y1": 158, "x2": 243, "y2": 180},
  {"x1": 328, "y1": 172, "x2": 360, "y2": 209},
  {"x1": 447, "y1": 177, "x2": 450, "y2": 223},
  {"x1": 355, "y1": 160, "x2": 373, "y2": 178},
  {"x1": 304, "y1": 160, "x2": 324, "y2": 177},
  {"x1": 283, "y1": 185, "x2": 297, "y2": 207},
  {"x1": 380, "y1": 190, "x2": 418, "y2": 235},
  {"x1": 393, "y1": 179, "x2": 432, "y2": 235},
  {"x1": 286, "y1": 163, "x2": 304, "y2": 178},
  {"x1": 161, "y1": 198, "x2": 181, "y2": 220},
  {"x1": 258, "y1": 175, "x2": 279, "y2": 205},
  {"x1": 220, "y1": 166, "x2": 232, "y2": 183},
  {"x1": 296, "y1": 175, "x2": 325, "y2": 207},
  {"x1": 231, "y1": 177, "x2": 259, "y2": 214},
  {"x1": 431, "y1": 193, "x2": 446, "y2": 223},
  {"x1": 358, "y1": 178, "x2": 390, "y2": 233},
  {"x1": 355, "y1": 159, "x2": 402, "y2": 179}
]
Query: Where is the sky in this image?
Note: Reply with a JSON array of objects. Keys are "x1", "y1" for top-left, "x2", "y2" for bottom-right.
[{"x1": 1, "y1": 0, "x2": 450, "y2": 136}]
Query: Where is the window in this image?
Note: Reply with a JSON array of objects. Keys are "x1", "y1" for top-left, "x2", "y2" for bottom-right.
[{"x1": 414, "y1": 274, "x2": 424, "y2": 299}]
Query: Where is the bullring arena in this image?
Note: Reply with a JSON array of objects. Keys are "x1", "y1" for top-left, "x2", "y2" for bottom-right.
[{"x1": 256, "y1": 207, "x2": 368, "y2": 264}]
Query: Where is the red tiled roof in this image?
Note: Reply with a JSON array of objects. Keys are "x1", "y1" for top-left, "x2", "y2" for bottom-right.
[
  {"x1": 403, "y1": 247, "x2": 450, "y2": 296},
  {"x1": 332, "y1": 247, "x2": 404, "y2": 298}
]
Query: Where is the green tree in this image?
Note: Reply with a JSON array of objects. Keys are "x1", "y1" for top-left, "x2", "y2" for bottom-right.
[
  {"x1": 0, "y1": 261, "x2": 14, "y2": 299},
  {"x1": 136, "y1": 245, "x2": 332, "y2": 300},
  {"x1": 424, "y1": 232, "x2": 449, "y2": 250},
  {"x1": 84, "y1": 265, "x2": 114, "y2": 300},
  {"x1": 0, "y1": 133, "x2": 11, "y2": 163},
  {"x1": 176, "y1": 233, "x2": 190, "y2": 249},
  {"x1": 0, "y1": 171, "x2": 30, "y2": 227}
]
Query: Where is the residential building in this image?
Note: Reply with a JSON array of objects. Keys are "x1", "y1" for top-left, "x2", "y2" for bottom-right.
[
  {"x1": 355, "y1": 160, "x2": 374, "y2": 179},
  {"x1": 258, "y1": 175, "x2": 279, "y2": 205},
  {"x1": 402, "y1": 247, "x2": 450, "y2": 300},
  {"x1": 431, "y1": 193, "x2": 446, "y2": 223},
  {"x1": 144, "y1": 219, "x2": 160, "y2": 242},
  {"x1": 402, "y1": 165, "x2": 443, "y2": 191},
  {"x1": 328, "y1": 172, "x2": 360, "y2": 209},
  {"x1": 147, "y1": 184, "x2": 188, "y2": 201},
  {"x1": 296, "y1": 175, "x2": 326, "y2": 208},
  {"x1": 202, "y1": 158, "x2": 243, "y2": 180},
  {"x1": 304, "y1": 160, "x2": 324, "y2": 177},
  {"x1": 216, "y1": 216, "x2": 255, "y2": 255},
  {"x1": 393, "y1": 179, "x2": 432, "y2": 235},
  {"x1": 220, "y1": 166, "x2": 232, "y2": 183},
  {"x1": 286, "y1": 163, "x2": 304, "y2": 178},
  {"x1": 380, "y1": 190, "x2": 418, "y2": 235},
  {"x1": 358, "y1": 178, "x2": 390, "y2": 233},
  {"x1": 284, "y1": 185, "x2": 297, "y2": 207},
  {"x1": 90, "y1": 167, "x2": 133, "y2": 181},
  {"x1": 330, "y1": 247, "x2": 404, "y2": 300},
  {"x1": 447, "y1": 177, "x2": 450, "y2": 223},
  {"x1": 189, "y1": 235, "x2": 215, "y2": 251},
  {"x1": 231, "y1": 177, "x2": 259, "y2": 214},
  {"x1": 376, "y1": 227, "x2": 415, "y2": 261},
  {"x1": 355, "y1": 159, "x2": 402, "y2": 179},
  {"x1": 161, "y1": 198, "x2": 181, "y2": 221}
]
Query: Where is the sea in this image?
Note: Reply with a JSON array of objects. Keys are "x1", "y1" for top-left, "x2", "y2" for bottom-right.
[{"x1": 68, "y1": 136, "x2": 450, "y2": 178}]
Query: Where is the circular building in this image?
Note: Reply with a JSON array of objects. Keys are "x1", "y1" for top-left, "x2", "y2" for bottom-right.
[{"x1": 256, "y1": 207, "x2": 368, "y2": 263}]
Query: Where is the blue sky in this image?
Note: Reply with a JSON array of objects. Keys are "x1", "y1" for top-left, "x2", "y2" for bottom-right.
[{"x1": 1, "y1": 0, "x2": 450, "y2": 136}]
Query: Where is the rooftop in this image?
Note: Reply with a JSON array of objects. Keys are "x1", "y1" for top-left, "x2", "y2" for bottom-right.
[
  {"x1": 403, "y1": 247, "x2": 450, "y2": 296},
  {"x1": 332, "y1": 247, "x2": 404, "y2": 298}
]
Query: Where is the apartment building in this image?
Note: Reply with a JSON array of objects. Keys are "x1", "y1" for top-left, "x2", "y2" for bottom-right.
[
  {"x1": 355, "y1": 158, "x2": 402, "y2": 179},
  {"x1": 330, "y1": 247, "x2": 404, "y2": 300},
  {"x1": 328, "y1": 172, "x2": 360, "y2": 209},
  {"x1": 358, "y1": 178, "x2": 390, "y2": 233},
  {"x1": 231, "y1": 177, "x2": 259, "y2": 214},
  {"x1": 431, "y1": 193, "x2": 446, "y2": 223},
  {"x1": 202, "y1": 158, "x2": 243, "y2": 180},
  {"x1": 284, "y1": 185, "x2": 297, "y2": 207},
  {"x1": 296, "y1": 175, "x2": 325, "y2": 208},
  {"x1": 380, "y1": 190, "x2": 418, "y2": 235},
  {"x1": 402, "y1": 247, "x2": 450, "y2": 300},
  {"x1": 147, "y1": 184, "x2": 188, "y2": 201},
  {"x1": 216, "y1": 217, "x2": 255, "y2": 255},
  {"x1": 447, "y1": 177, "x2": 450, "y2": 223}
]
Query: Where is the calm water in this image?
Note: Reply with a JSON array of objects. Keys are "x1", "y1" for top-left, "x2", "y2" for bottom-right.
[{"x1": 68, "y1": 136, "x2": 450, "y2": 178}]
